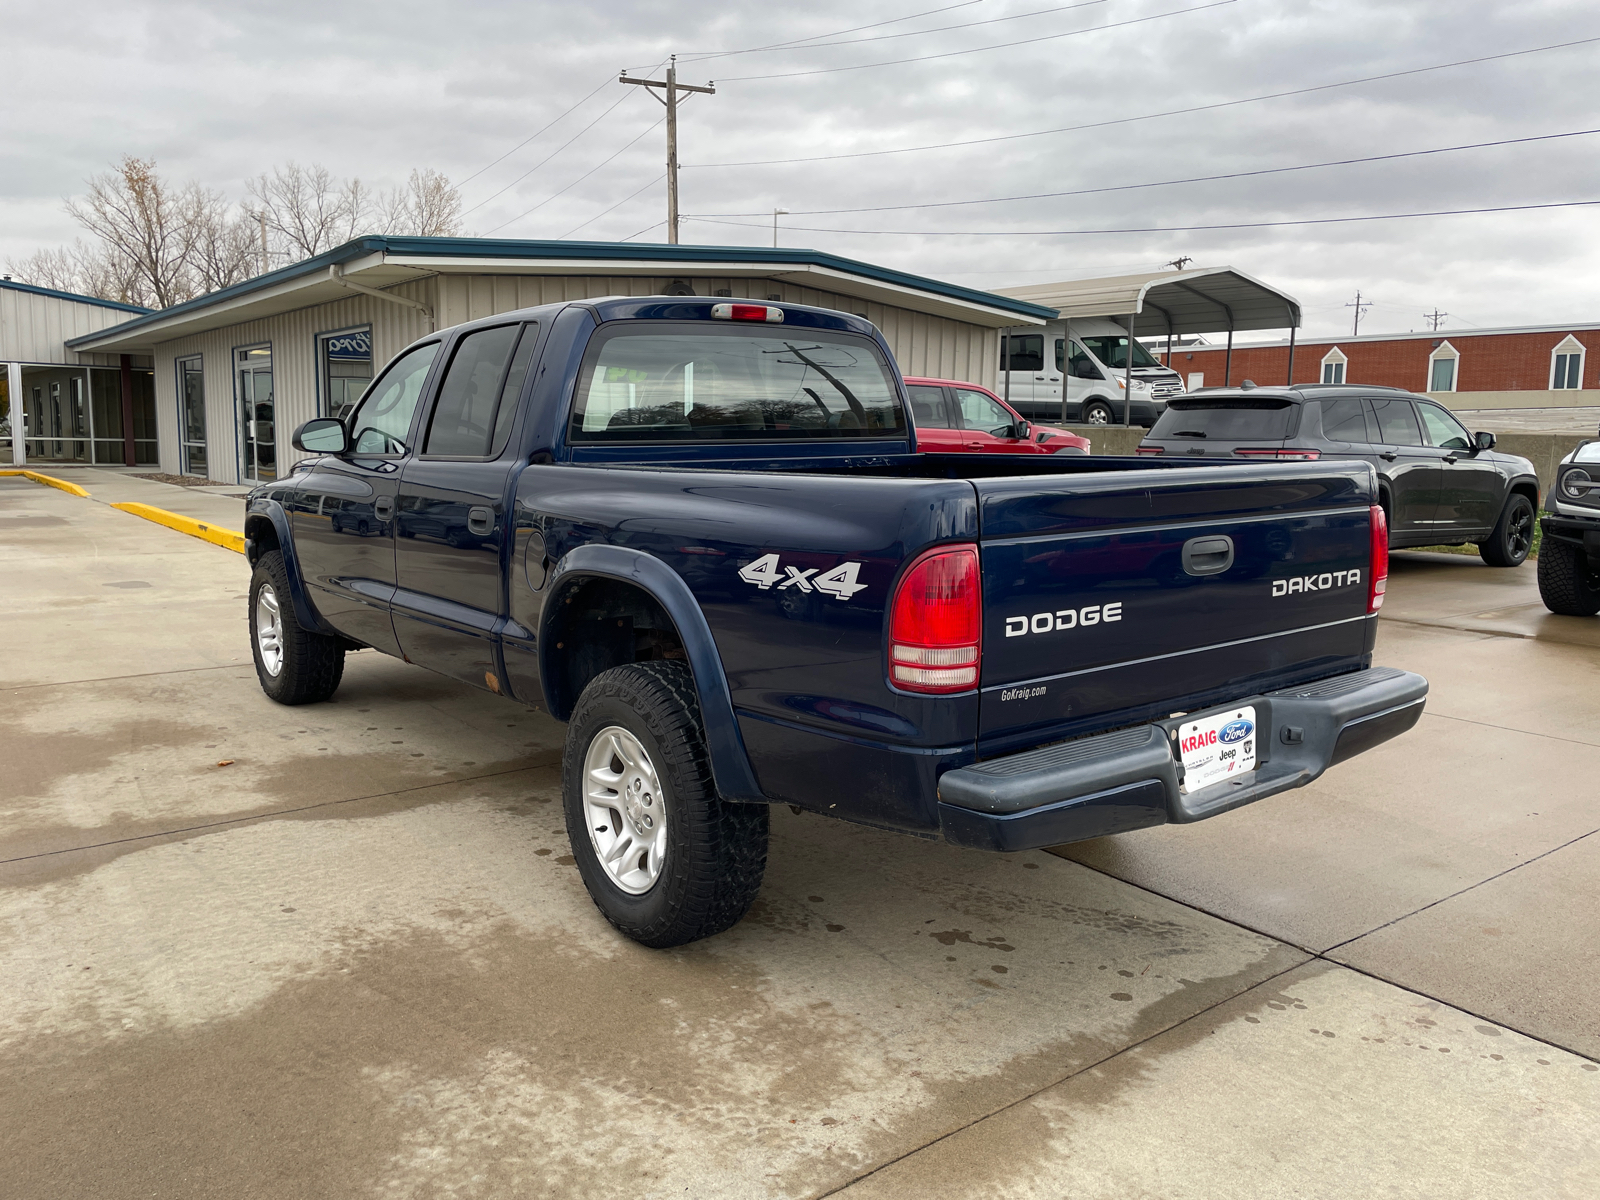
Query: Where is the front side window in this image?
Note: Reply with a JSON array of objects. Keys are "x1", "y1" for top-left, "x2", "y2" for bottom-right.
[
  {"x1": 349, "y1": 341, "x2": 440, "y2": 455},
  {"x1": 568, "y1": 324, "x2": 904, "y2": 443},
  {"x1": 1079, "y1": 335, "x2": 1159, "y2": 370},
  {"x1": 1418, "y1": 402, "x2": 1471, "y2": 451},
  {"x1": 1004, "y1": 334, "x2": 1043, "y2": 373},
  {"x1": 907, "y1": 385, "x2": 952, "y2": 429},
  {"x1": 952, "y1": 388, "x2": 1014, "y2": 435},
  {"x1": 1062, "y1": 339, "x2": 1102, "y2": 379},
  {"x1": 1369, "y1": 397, "x2": 1423, "y2": 446}
]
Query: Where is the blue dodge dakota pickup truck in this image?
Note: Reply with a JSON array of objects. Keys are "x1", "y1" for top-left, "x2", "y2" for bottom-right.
[{"x1": 245, "y1": 296, "x2": 1428, "y2": 947}]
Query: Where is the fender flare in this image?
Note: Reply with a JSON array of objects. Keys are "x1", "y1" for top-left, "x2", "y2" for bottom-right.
[
  {"x1": 242, "y1": 500, "x2": 335, "y2": 636},
  {"x1": 540, "y1": 544, "x2": 766, "y2": 804}
]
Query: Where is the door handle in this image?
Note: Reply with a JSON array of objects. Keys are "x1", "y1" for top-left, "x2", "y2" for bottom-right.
[
  {"x1": 373, "y1": 496, "x2": 394, "y2": 520},
  {"x1": 467, "y1": 506, "x2": 494, "y2": 536},
  {"x1": 1442, "y1": 455, "x2": 1458, "y2": 464},
  {"x1": 1379, "y1": 452, "x2": 1398, "y2": 462}
]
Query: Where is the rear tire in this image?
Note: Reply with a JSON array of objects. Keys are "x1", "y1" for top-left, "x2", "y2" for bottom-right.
[
  {"x1": 249, "y1": 551, "x2": 345, "y2": 704},
  {"x1": 1083, "y1": 402, "x2": 1114, "y2": 425},
  {"x1": 1478, "y1": 493, "x2": 1535, "y2": 567},
  {"x1": 562, "y1": 661, "x2": 768, "y2": 948},
  {"x1": 1537, "y1": 537, "x2": 1600, "y2": 616}
]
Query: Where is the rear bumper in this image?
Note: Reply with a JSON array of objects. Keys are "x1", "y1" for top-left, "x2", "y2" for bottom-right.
[{"x1": 936, "y1": 666, "x2": 1428, "y2": 852}]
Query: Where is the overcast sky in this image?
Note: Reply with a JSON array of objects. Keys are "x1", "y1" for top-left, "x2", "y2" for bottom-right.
[{"x1": 3, "y1": 0, "x2": 1596, "y2": 338}]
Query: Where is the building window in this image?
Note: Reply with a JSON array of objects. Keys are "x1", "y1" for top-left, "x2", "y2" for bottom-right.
[
  {"x1": 1551, "y1": 336, "x2": 1585, "y2": 390},
  {"x1": 1320, "y1": 347, "x2": 1347, "y2": 384},
  {"x1": 318, "y1": 327, "x2": 373, "y2": 419},
  {"x1": 178, "y1": 357, "x2": 207, "y2": 477},
  {"x1": 1426, "y1": 340, "x2": 1459, "y2": 393}
]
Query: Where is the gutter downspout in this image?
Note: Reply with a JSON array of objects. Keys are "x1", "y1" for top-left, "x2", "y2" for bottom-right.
[
  {"x1": 1123, "y1": 312, "x2": 1135, "y2": 427},
  {"x1": 327, "y1": 265, "x2": 434, "y2": 329}
]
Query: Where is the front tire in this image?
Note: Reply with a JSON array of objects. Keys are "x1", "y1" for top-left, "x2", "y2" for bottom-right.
[
  {"x1": 1478, "y1": 493, "x2": 1535, "y2": 567},
  {"x1": 249, "y1": 550, "x2": 345, "y2": 704},
  {"x1": 1537, "y1": 536, "x2": 1600, "y2": 615},
  {"x1": 562, "y1": 662, "x2": 768, "y2": 948},
  {"x1": 1083, "y1": 402, "x2": 1114, "y2": 426}
]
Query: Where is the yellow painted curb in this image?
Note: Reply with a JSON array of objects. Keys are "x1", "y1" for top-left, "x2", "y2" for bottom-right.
[
  {"x1": 110, "y1": 502, "x2": 247, "y2": 555},
  {"x1": 0, "y1": 469, "x2": 91, "y2": 497}
]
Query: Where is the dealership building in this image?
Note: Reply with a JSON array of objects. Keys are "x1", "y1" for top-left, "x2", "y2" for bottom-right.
[
  {"x1": 2, "y1": 237, "x2": 1053, "y2": 483},
  {"x1": 1166, "y1": 323, "x2": 1599, "y2": 408}
]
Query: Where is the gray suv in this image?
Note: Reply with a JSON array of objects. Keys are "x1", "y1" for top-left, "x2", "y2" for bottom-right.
[
  {"x1": 1539, "y1": 438, "x2": 1600, "y2": 614},
  {"x1": 1138, "y1": 383, "x2": 1541, "y2": 567}
]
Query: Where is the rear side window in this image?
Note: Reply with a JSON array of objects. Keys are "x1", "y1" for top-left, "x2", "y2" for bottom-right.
[
  {"x1": 1004, "y1": 334, "x2": 1043, "y2": 373},
  {"x1": 1369, "y1": 397, "x2": 1423, "y2": 446},
  {"x1": 568, "y1": 324, "x2": 906, "y2": 443},
  {"x1": 907, "y1": 386, "x2": 953, "y2": 429},
  {"x1": 1149, "y1": 400, "x2": 1296, "y2": 441},
  {"x1": 1319, "y1": 398, "x2": 1372, "y2": 443},
  {"x1": 424, "y1": 323, "x2": 536, "y2": 457}
]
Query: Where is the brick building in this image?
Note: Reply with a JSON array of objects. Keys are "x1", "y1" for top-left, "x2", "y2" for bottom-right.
[{"x1": 1164, "y1": 323, "x2": 1598, "y2": 409}]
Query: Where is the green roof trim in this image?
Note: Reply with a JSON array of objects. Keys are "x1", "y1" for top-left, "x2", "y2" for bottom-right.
[
  {"x1": 66, "y1": 235, "x2": 1055, "y2": 347},
  {"x1": 2, "y1": 277, "x2": 152, "y2": 314}
]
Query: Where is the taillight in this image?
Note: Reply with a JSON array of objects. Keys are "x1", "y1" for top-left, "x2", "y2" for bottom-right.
[
  {"x1": 1369, "y1": 504, "x2": 1388, "y2": 612},
  {"x1": 710, "y1": 303, "x2": 783, "y2": 323},
  {"x1": 1135, "y1": 445, "x2": 1164, "y2": 455},
  {"x1": 1234, "y1": 447, "x2": 1321, "y2": 460},
  {"x1": 889, "y1": 544, "x2": 981, "y2": 694}
]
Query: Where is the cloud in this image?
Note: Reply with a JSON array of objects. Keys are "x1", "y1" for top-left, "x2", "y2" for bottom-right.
[{"x1": 3, "y1": 0, "x2": 1595, "y2": 335}]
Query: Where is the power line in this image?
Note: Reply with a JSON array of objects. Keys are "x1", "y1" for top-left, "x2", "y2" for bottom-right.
[
  {"x1": 717, "y1": 0, "x2": 1233, "y2": 81},
  {"x1": 686, "y1": 127, "x2": 1600, "y2": 216},
  {"x1": 560, "y1": 174, "x2": 669, "y2": 240},
  {"x1": 483, "y1": 116, "x2": 666, "y2": 235},
  {"x1": 463, "y1": 62, "x2": 665, "y2": 217},
  {"x1": 673, "y1": 0, "x2": 986, "y2": 62},
  {"x1": 620, "y1": 220, "x2": 666, "y2": 242},
  {"x1": 682, "y1": 0, "x2": 1106, "y2": 60},
  {"x1": 682, "y1": 198, "x2": 1600, "y2": 237},
  {"x1": 456, "y1": 74, "x2": 617, "y2": 188},
  {"x1": 691, "y1": 35, "x2": 1600, "y2": 166}
]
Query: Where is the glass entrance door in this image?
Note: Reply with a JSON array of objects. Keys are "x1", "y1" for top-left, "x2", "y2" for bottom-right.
[{"x1": 237, "y1": 346, "x2": 274, "y2": 481}]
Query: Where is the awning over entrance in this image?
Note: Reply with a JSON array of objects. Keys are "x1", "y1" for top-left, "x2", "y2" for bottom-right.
[{"x1": 992, "y1": 266, "x2": 1300, "y2": 338}]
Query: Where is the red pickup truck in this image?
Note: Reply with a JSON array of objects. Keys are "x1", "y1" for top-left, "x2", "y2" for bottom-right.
[{"x1": 905, "y1": 377, "x2": 1091, "y2": 455}]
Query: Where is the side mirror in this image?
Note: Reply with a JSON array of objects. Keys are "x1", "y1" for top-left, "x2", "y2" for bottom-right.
[
  {"x1": 1012, "y1": 421, "x2": 1030, "y2": 440},
  {"x1": 1474, "y1": 430, "x2": 1496, "y2": 452},
  {"x1": 293, "y1": 417, "x2": 349, "y2": 454}
]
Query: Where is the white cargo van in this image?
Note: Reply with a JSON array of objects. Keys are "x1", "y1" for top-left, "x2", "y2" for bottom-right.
[{"x1": 1000, "y1": 316, "x2": 1185, "y2": 427}]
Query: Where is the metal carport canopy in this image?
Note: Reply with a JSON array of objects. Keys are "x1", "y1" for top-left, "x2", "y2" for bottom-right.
[{"x1": 992, "y1": 266, "x2": 1300, "y2": 337}]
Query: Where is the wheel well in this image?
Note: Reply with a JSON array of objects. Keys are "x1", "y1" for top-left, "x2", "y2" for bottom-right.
[
  {"x1": 244, "y1": 514, "x2": 279, "y2": 566},
  {"x1": 1510, "y1": 481, "x2": 1539, "y2": 509},
  {"x1": 543, "y1": 577, "x2": 688, "y2": 720}
]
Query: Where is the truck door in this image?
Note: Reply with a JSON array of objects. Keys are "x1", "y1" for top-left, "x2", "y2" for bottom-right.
[
  {"x1": 1366, "y1": 395, "x2": 1443, "y2": 536},
  {"x1": 391, "y1": 321, "x2": 539, "y2": 690},
  {"x1": 289, "y1": 339, "x2": 442, "y2": 654},
  {"x1": 953, "y1": 386, "x2": 1036, "y2": 453}
]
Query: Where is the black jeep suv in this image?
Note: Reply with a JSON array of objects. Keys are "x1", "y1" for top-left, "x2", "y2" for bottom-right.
[{"x1": 1137, "y1": 383, "x2": 1541, "y2": 566}]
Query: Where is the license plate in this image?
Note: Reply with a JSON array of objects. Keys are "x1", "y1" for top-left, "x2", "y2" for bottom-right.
[{"x1": 1176, "y1": 705, "x2": 1258, "y2": 794}]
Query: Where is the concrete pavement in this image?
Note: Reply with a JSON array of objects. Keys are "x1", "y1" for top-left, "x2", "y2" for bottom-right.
[{"x1": 2, "y1": 476, "x2": 1596, "y2": 1198}]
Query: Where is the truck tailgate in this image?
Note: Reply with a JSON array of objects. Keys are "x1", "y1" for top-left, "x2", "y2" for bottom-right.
[{"x1": 976, "y1": 462, "x2": 1377, "y2": 748}]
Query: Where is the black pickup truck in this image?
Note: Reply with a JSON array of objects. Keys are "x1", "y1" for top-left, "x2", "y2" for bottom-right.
[{"x1": 244, "y1": 296, "x2": 1428, "y2": 947}]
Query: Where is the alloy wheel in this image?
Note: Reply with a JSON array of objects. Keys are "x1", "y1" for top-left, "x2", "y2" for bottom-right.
[
  {"x1": 255, "y1": 584, "x2": 284, "y2": 677},
  {"x1": 582, "y1": 726, "x2": 668, "y2": 895}
]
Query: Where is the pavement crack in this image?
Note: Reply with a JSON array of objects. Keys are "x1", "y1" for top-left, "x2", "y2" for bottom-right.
[{"x1": 1422, "y1": 709, "x2": 1600, "y2": 750}]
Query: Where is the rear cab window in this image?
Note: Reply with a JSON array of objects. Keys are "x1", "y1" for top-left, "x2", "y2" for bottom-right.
[
  {"x1": 568, "y1": 323, "x2": 906, "y2": 443},
  {"x1": 1148, "y1": 398, "x2": 1298, "y2": 442}
]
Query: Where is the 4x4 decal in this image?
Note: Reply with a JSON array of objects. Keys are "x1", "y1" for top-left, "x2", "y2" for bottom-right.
[{"x1": 738, "y1": 553, "x2": 868, "y2": 600}]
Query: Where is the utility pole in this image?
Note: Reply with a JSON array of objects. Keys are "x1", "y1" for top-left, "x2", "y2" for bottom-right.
[
  {"x1": 257, "y1": 213, "x2": 270, "y2": 276},
  {"x1": 772, "y1": 208, "x2": 789, "y2": 248},
  {"x1": 1424, "y1": 308, "x2": 1448, "y2": 331},
  {"x1": 1166, "y1": 256, "x2": 1193, "y2": 270},
  {"x1": 620, "y1": 57, "x2": 715, "y2": 245},
  {"x1": 1346, "y1": 290, "x2": 1371, "y2": 337}
]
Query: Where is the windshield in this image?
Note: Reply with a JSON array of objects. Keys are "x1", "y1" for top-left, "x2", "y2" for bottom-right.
[
  {"x1": 569, "y1": 323, "x2": 905, "y2": 443},
  {"x1": 1080, "y1": 335, "x2": 1161, "y2": 370},
  {"x1": 1149, "y1": 399, "x2": 1297, "y2": 441}
]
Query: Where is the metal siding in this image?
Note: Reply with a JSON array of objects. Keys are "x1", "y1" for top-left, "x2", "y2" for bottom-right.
[
  {"x1": 140, "y1": 272, "x2": 999, "y2": 481},
  {"x1": 0, "y1": 289, "x2": 137, "y2": 364}
]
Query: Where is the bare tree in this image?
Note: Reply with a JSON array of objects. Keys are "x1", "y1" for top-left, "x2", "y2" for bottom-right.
[
  {"x1": 245, "y1": 162, "x2": 362, "y2": 259},
  {"x1": 191, "y1": 201, "x2": 260, "y2": 293},
  {"x1": 65, "y1": 156, "x2": 210, "y2": 309},
  {"x1": 7, "y1": 239, "x2": 148, "y2": 307},
  {"x1": 402, "y1": 169, "x2": 464, "y2": 237}
]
